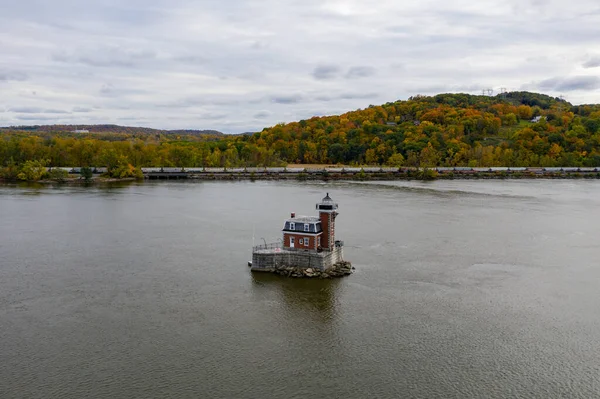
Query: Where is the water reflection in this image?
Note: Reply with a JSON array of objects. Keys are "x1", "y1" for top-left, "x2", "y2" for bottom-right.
[{"x1": 251, "y1": 272, "x2": 342, "y2": 325}]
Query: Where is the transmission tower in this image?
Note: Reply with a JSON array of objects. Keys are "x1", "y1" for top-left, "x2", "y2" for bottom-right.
[{"x1": 557, "y1": 95, "x2": 566, "y2": 112}]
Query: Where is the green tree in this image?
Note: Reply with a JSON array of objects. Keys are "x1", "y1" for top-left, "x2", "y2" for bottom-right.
[
  {"x1": 0, "y1": 158, "x2": 20, "y2": 180},
  {"x1": 80, "y1": 167, "x2": 93, "y2": 181},
  {"x1": 386, "y1": 152, "x2": 405, "y2": 167},
  {"x1": 48, "y1": 168, "x2": 69, "y2": 182},
  {"x1": 17, "y1": 160, "x2": 48, "y2": 181}
]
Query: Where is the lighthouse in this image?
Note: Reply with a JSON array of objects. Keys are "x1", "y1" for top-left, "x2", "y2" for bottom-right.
[
  {"x1": 316, "y1": 193, "x2": 338, "y2": 250},
  {"x1": 251, "y1": 193, "x2": 349, "y2": 276}
]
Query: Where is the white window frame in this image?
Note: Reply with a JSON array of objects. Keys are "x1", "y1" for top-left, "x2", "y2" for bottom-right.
[
  {"x1": 318, "y1": 237, "x2": 321, "y2": 247},
  {"x1": 299, "y1": 238, "x2": 304, "y2": 245},
  {"x1": 290, "y1": 222, "x2": 295, "y2": 230},
  {"x1": 304, "y1": 238, "x2": 309, "y2": 247},
  {"x1": 304, "y1": 224, "x2": 310, "y2": 232}
]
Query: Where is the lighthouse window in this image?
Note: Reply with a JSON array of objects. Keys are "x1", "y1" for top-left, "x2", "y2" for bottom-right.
[
  {"x1": 299, "y1": 238, "x2": 304, "y2": 245},
  {"x1": 304, "y1": 239, "x2": 309, "y2": 247},
  {"x1": 304, "y1": 224, "x2": 309, "y2": 232},
  {"x1": 290, "y1": 222, "x2": 295, "y2": 230}
]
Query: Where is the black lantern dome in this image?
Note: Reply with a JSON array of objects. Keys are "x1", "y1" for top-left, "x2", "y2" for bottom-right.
[{"x1": 316, "y1": 193, "x2": 338, "y2": 211}]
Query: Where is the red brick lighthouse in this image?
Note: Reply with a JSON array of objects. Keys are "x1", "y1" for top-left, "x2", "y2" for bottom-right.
[{"x1": 281, "y1": 193, "x2": 339, "y2": 251}]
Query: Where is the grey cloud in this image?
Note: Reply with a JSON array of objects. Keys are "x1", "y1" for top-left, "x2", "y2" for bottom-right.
[
  {"x1": 199, "y1": 112, "x2": 228, "y2": 120},
  {"x1": 156, "y1": 96, "x2": 244, "y2": 109},
  {"x1": 156, "y1": 98, "x2": 206, "y2": 109},
  {"x1": 390, "y1": 63, "x2": 406, "y2": 71},
  {"x1": 346, "y1": 66, "x2": 376, "y2": 79},
  {"x1": 411, "y1": 85, "x2": 452, "y2": 95},
  {"x1": 386, "y1": 25, "x2": 412, "y2": 35},
  {"x1": 0, "y1": 71, "x2": 28, "y2": 82},
  {"x1": 250, "y1": 41, "x2": 268, "y2": 50},
  {"x1": 173, "y1": 55, "x2": 207, "y2": 64},
  {"x1": 306, "y1": 110, "x2": 336, "y2": 118},
  {"x1": 51, "y1": 52, "x2": 69, "y2": 63},
  {"x1": 538, "y1": 76, "x2": 600, "y2": 92},
  {"x1": 117, "y1": 117, "x2": 151, "y2": 122},
  {"x1": 53, "y1": 47, "x2": 156, "y2": 68},
  {"x1": 316, "y1": 93, "x2": 379, "y2": 102},
  {"x1": 271, "y1": 95, "x2": 303, "y2": 104},
  {"x1": 312, "y1": 65, "x2": 341, "y2": 80},
  {"x1": 313, "y1": 65, "x2": 377, "y2": 82},
  {"x1": 451, "y1": 84, "x2": 485, "y2": 92},
  {"x1": 9, "y1": 107, "x2": 70, "y2": 114},
  {"x1": 339, "y1": 92, "x2": 379, "y2": 100},
  {"x1": 583, "y1": 57, "x2": 600, "y2": 68},
  {"x1": 100, "y1": 84, "x2": 115, "y2": 95},
  {"x1": 254, "y1": 111, "x2": 271, "y2": 119},
  {"x1": 9, "y1": 107, "x2": 43, "y2": 113},
  {"x1": 2, "y1": 0, "x2": 600, "y2": 132},
  {"x1": 100, "y1": 83, "x2": 147, "y2": 97},
  {"x1": 16, "y1": 115, "x2": 65, "y2": 121}
]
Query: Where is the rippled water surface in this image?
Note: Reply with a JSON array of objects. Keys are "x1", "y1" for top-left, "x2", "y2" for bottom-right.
[{"x1": 1, "y1": 180, "x2": 599, "y2": 398}]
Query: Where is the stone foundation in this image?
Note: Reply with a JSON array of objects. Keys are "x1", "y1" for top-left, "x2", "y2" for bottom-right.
[{"x1": 251, "y1": 246, "x2": 344, "y2": 272}]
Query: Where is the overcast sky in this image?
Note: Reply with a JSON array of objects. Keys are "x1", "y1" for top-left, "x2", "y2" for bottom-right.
[{"x1": 1, "y1": 0, "x2": 600, "y2": 133}]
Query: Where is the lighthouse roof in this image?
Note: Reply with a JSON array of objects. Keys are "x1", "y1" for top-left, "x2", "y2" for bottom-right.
[
  {"x1": 321, "y1": 193, "x2": 334, "y2": 203},
  {"x1": 282, "y1": 216, "x2": 323, "y2": 234},
  {"x1": 317, "y1": 192, "x2": 338, "y2": 211},
  {"x1": 284, "y1": 215, "x2": 320, "y2": 223}
]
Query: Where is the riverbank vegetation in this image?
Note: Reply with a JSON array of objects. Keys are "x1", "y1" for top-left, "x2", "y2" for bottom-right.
[
  {"x1": 0, "y1": 158, "x2": 142, "y2": 182},
  {"x1": 2, "y1": 92, "x2": 600, "y2": 181}
]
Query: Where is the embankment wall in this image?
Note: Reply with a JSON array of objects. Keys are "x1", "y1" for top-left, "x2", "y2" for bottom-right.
[{"x1": 252, "y1": 247, "x2": 343, "y2": 271}]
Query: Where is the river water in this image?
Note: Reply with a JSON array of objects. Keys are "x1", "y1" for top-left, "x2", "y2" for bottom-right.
[{"x1": 0, "y1": 179, "x2": 599, "y2": 398}]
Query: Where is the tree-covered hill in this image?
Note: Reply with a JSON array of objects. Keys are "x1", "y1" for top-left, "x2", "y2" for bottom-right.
[
  {"x1": 230, "y1": 91, "x2": 599, "y2": 167},
  {"x1": 2, "y1": 92, "x2": 600, "y2": 175}
]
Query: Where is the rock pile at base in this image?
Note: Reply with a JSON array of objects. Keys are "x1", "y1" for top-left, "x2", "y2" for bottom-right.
[{"x1": 272, "y1": 261, "x2": 354, "y2": 278}]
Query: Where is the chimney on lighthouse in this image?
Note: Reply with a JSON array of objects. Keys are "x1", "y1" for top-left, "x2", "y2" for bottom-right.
[{"x1": 316, "y1": 193, "x2": 339, "y2": 250}]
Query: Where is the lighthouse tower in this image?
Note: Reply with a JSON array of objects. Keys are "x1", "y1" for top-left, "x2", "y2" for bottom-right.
[{"x1": 316, "y1": 193, "x2": 338, "y2": 250}]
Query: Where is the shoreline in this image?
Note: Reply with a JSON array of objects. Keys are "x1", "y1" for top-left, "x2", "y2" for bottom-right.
[
  {"x1": 181, "y1": 172, "x2": 600, "y2": 181},
  {"x1": 2, "y1": 168, "x2": 600, "y2": 184},
  {"x1": 1, "y1": 175, "x2": 600, "y2": 185},
  {"x1": 144, "y1": 166, "x2": 600, "y2": 181},
  {"x1": 0, "y1": 177, "x2": 138, "y2": 185}
]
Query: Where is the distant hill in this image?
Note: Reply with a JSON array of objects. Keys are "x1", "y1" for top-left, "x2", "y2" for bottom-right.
[
  {"x1": 0, "y1": 124, "x2": 225, "y2": 136},
  {"x1": 2, "y1": 92, "x2": 600, "y2": 169},
  {"x1": 230, "y1": 91, "x2": 599, "y2": 167}
]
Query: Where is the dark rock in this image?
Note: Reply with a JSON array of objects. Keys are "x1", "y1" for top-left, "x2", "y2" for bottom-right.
[{"x1": 259, "y1": 262, "x2": 353, "y2": 278}]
